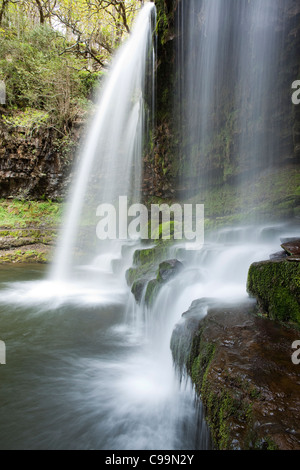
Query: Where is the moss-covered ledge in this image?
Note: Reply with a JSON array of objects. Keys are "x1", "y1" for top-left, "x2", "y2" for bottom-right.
[
  {"x1": 125, "y1": 241, "x2": 183, "y2": 305},
  {"x1": 247, "y1": 259, "x2": 300, "y2": 326},
  {"x1": 125, "y1": 242, "x2": 171, "y2": 287},
  {"x1": 171, "y1": 298, "x2": 300, "y2": 450}
]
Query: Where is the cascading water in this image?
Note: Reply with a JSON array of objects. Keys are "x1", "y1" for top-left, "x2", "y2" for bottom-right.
[
  {"x1": 177, "y1": 0, "x2": 291, "y2": 217},
  {"x1": 177, "y1": 0, "x2": 227, "y2": 190},
  {"x1": 50, "y1": 2, "x2": 156, "y2": 283},
  {"x1": 0, "y1": 2, "x2": 210, "y2": 450},
  {"x1": 0, "y1": 0, "x2": 298, "y2": 452},
  {"x1": 168, "y1": 0, "x2": 299, "y2": 447},
  {"x1": 235, "y1": 0, "x2": 284, "y2": 213}
]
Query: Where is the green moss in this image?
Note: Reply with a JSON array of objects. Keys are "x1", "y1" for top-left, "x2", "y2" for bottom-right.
[
  {"x1": 155, "y1": 0, "x2": 172, "y2": 46},
  {"x1": 126, "y1": 250, "x2": 160, "y2": 287},
  {"x1": 133, "y1": 243, "x2": 169, "y2": 266},
  {"x1": 188, "y1": 336, "x2": 216, "y2": 394},
  {"x1": 144, "y1": 278, "x2": 160, "y2": 306},
  {"x1": 247, "y1": 260, "x2": 300, "y2": 325},
  {"x1": 150, "y1": 219, "x2": 177, "y2": 240},
  {"x1": 185, "y1": 327, "x2": 279, "y2": 450},
  {"x1": 0, "y1": 199, "x2": 62, "y2": 228},
  {"x1": 0, "y1": 228, "x2": 56, "y2": 242},
  {"x1": 183, "y1": 165, "x2": 300, "y2": 231},
  {"x1": 187, "y1": 338, "x2": 253, "y2": 449},
  {"x1": 0, "y1": 248, "x2": 50, "y2": 264},
  {"x1": 2, "y1": 108, "x2": 49, "y2": 131}
]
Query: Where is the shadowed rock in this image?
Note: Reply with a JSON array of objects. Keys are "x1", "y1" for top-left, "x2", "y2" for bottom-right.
[
  {"x1": 171, "y1": 298, "x2": 300, "y2": 450},
  {"x1": 281, "y1": 239, "x2": 300, "y2": 257}
]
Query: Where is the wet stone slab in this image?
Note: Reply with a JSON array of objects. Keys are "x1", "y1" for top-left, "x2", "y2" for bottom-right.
[{"x1": 171, "y1": 298, "x2": 300, "y2": 450}]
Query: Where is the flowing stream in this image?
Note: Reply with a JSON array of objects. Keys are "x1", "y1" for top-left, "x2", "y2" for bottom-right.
[
  {"x1": 0, "y1": 222, "x2": 298, "y2": 449},
  {"x1": 0, "y1": 1, "x2": 298, "y2": 451}
]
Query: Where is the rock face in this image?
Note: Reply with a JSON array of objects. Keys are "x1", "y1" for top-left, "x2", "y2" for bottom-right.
[
  {"x1": 0, "y1": 227, "x2": 58, "y2": 263},
  {"x1": 142, "y1": 0, "x2": 179, "y2": 200},
  {"x1": 127, "y1": 243, "x2": 183, "y2": 305},
  {"x1": 281, "y1": 239, "x2": 300, "y2": 259},
  {"x1": 149, "y1": 0, "x2": 300, "y2": 212},
  {"x1": 0, "y1": 114, "x2": 80, "y2": 199},
  {"x1": 171, "y1": 298, "x2": 300, "y2": 450}
]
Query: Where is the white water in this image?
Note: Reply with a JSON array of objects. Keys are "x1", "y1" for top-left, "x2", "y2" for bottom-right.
[
  {"x1": 50, "y1": 3, "x2": 156, "y2": 282},
  {"x1": 177, "y1": 0, "x2": 285, "y2": 210},
  {"x1": 0, "y1": 221, "x2": 298, "y2": 449},
  {"x1": 0, "y1": 1, "x2": 299, "y2": 451},
  {"x1": 0, "y1": 3, "x2": 208, "y2": 450}
]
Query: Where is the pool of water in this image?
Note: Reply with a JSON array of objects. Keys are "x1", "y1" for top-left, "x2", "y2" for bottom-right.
[{"x1": 0, "y1": 264, "x2": 207, "y2": 450}]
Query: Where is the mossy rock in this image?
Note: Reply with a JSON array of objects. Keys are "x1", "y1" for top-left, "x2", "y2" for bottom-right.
[
  {"x1": 156, "y1": 258, "x2": 183, "y2": 282},
  {"x1": 247, "y1": 259, "x2": 300, "y2": 325},
  {"x1": 126, "y1": 242, "x2": 174, "y2": 287},
  {"x1": 0, "y1": 227, "x2": 57, "y2": 247},
  {"x1": 132, "y1": 243, "x2": 170, "y2": 266},
  {"x1": 125, "y1": 263, "x2": 157, "y2": 287},
  {"x1": 0, "y1": 245, "x2": 52, "y2": 264},
  {"x1": 144, "y1": 278, "x2": 160, "y2": 306},
  {"x1": 144, "y1": 259, "x2": 184, "y2": 306},
  {"x1": 131, "y1": 278, "x2": 148, "y2": 303},
  {"x1": 171, "y1": 300, "x2": 300, "y2": 449}
]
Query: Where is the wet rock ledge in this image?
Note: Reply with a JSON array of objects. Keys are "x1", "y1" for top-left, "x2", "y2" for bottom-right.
[
  {"x1": 247, "y1": 238, "x2": 300, "y2": 326},
  {"x1": 0, "y1": 227, "x2": 58, "y2": 263},
  {"x1": 171, "y1": 298, "x2": 300, "y2": 450}
]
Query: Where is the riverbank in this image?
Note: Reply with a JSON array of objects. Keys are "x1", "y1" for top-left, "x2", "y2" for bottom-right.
[{"x1": 0, "y1": 199, "x2": 61, "y2": 264}]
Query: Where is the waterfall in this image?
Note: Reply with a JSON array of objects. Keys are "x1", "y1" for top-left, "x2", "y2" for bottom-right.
[
  {"x1": 177, "y1": 0, "x2": 288, "y2": 218},
  {"x1": 0, "y1": 0, "x2": 298, "y2": 452},
  {"x1": 236, "y1": 0, "x2": 283, "y2": 213},
  {"x1": 169, "y1": 0, "x2": 298, "y2": 446},
  {"x1": 50, "y1": 3, "x2": 156, "y2": 282},
  {"x1": 177, "y1": 0, "x2": 227, "y2": 190}
]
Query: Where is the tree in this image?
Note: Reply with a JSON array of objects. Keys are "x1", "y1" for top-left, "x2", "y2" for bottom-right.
[
  {"x1": 0, "y1": 0, "x2": 145, "y2": 130},
  {"x1": 50, "y1": 0, "x2": 144, "y2": 69},
  {"x1": 0, "y1": 0, "x2": 144, "y2": 67}
]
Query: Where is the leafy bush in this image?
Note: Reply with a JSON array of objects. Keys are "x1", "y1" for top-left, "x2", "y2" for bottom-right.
[{"x1": 0, "y1": 25, "x2": 96, "y2": 129}]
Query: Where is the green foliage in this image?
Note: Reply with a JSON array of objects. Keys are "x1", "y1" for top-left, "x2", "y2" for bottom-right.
[
  {"x1": 0, "y1": 1, "x2": 143, "y2": 129},
  {"x1": 0, "y1": 199, "x2": 62, "y2": 228},
  {"x1": 2, "y1": 107, "x2": 49, "y2": 131},
  {"x1": 0, "y1": 25, "x2": 92, "y2": 128}
]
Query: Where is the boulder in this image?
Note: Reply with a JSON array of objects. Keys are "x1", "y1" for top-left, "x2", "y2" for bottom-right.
[
  {"x1": 157, "y1": 258, "x2": 183, "y2": 282},
  {"x1": 269, "y1": 250, "x2": 288, "y2": 260},
  {"x1": 247, "y1": 259, "x2": 300, "y2": 325},
  {"x1": 281, "y1": 239, "x2": 300, "y2": 257},
  {"x1": 145, "y1": 259, "x2": 184, "y2": 306},
  {"x1": 131, "y1": 278, "x2": 148, "y2": 303}
]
